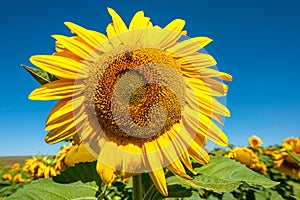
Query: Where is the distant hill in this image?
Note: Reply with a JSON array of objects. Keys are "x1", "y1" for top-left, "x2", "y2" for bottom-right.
[{"x1": 0, "y1": 156, "x2": 32, "y2": 167}]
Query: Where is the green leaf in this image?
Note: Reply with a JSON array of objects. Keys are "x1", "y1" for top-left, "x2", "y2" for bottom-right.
[
  {"x1": 6, "y1": 178, "x2": 98, "y2": 200},
  {"x1": 53, "y1": 162, "x2": 102, "y2": 187},
  {"x1": 287, "y1": 150, "x2": 300, "y2": 167},
  {"x1": 169, "y1": 171, "x2": 240, "y2": 193},
  {"x1": 222, "y1": 193, "x2": 237, "y2": 200},
  {"x1": 286, "y1": 181, "x2": 300, "y2": 200},
  {"x1": 269, "y1": 190, "x2": 284, "y2": 200},
  {"x1": 22, "y1": 65, "x2": 57, "y2": 85},
  {"x1": 254, "y1": 190, "x2": 269, "y2": 200},
  {"x1": 172, "y1": 157, "x2": 279, "y2": 193}
]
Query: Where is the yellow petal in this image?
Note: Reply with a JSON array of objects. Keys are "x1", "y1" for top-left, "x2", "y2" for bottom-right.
[
  {"x1": 167, "y1": 159, "x2": 191, "y2": 179},
  {"x1": 119, "y1": 143, "x2": 143, "y2": 173},
  {"x1": 188, "y1": 134, "x2": 210, "y2": 165},
  {"x1": 52, "y1": 35, "x2": 95, "y2": 61},
  {"x1": 180, "y1": 152, "x2": 197, "y2": 175},
  {"x1": 143, "y1": 141, "x2": 164, "y2": 171},
  {"x1": 185, "y1": 76, "x2": 229, "y2": 97},
  {"x1": 64, "y1": 144, "x2": 96, "y2": 166},
  {"x1": 185, "y1": 81, "x2": 230, "y2": 118},
  {"x1": 106, "y1": 23, "x2": 117, "y2": 38},
  {"x1": 149, "y1": 169, "x2": 168, "y2": 196},
  {"x1": 151, "y1": 28, "x2": 182, "y2": 49},
  {"x1": 168, "y1": 37, "x2": 212, "y2": 57},
  {"x1": 164, "y1": 19, "x2": 185, "y2": 33},
  {"x1": 218, "y1": 72, "x2": 232, "y2": 81},
  {"x1": 45, "y1": 112, "x2": 74, "y2": 131},
  {"x1": 64, "y1": 22, "x2": 107, "y2": 48},
  {"x1": 178, "y1": 53, "x2": 217, "y2": 67},
  {"x1": 46, "y1": 97, "x2": 84, "y2": 125},
  {"x1": 45, "y1": 124, "x2": 76, "y2": 144},
  {"x1": 30, "y1": 55, "x2": 87, "y2": 79},
  {"x1": 96, "y1": 161, "x2": 117, "y2": 186},
  {"x1": 129, "y1": 11, "x2": 151, "y2": 29},
  {"x1": 183, "y1": 107, "x2": 228, "y2": 146},
  {"x1": 29, "y1": 80, "x2": 81, "y2": 101},
  {"x1": 107, "y1": 8, "x2": 128, "y2": 34}
]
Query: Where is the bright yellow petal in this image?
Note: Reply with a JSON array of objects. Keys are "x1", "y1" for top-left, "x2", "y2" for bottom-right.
[
  {"x1": 29, "y1": 80, "x2": 82, "y2": 100},
  {"x1": 30, "y1": 55, "x2": 88, "y2": 79},
  {"x1": 64, "y1": 22, "x2": 107, "y2": 48},
  {"x1": 168, "y1": 37, "x2": 212, "y2": 57},
  {"x1": 45, "y1": 112, "x2": 74, "y2": 131},
  {"x1": 64, "y1": 144, "x2": 96, "y2": 166},
  {"x1": 107, "y1": 8, "x2": 128, "y2": 34},
  {"x1": 185, "y1": 76, "x2": 229, "y2": 97},
  {"x1": 119, "y1": 143, "x2": 143, "y2": 173},
  {"x1": 143, "y1": 141, "x2": 164, "y2": 171},
  {"x1": 188, "y1": 147, "x2": 210, "y2": 165},
  {"x1": 149, "y1": 169, "x2": 168, "y2": 196},
  {"x1": 187, "y1": 88, "x2": 230, "y2": 117},
  {"x1": 129, "y1": 11, "x2": 151, "y2": 29},
  {"x1": 45, "y1": 124, "x2": 76, "y2": 144},
  {"x1": 106, "y1": 23, "x2": 117, "y2": 38},
  {"x1": 52, "y1": 35, "x2": 96, "y2": 61},
  {"x1": 46, "y1": 96, "x2": 84, "y2": 125},
  {"x1": 180, "y1": 152, "x2": 197, "y2": 175},
  {"x1": 164, "y1": 19, "x2": 185, "y2": 33},
  {"x1": 184, "y1": 108, "x2": 228, "y2": 146},
  {"x1": 167, "y1": 159, "x2": 191, "y2": 179},
  {"x1": 96, "y1": 161, "x2": 117, "y2": 186},
  {"x1": 178, "y1": 53, "x2": 217, "y2": 68}
]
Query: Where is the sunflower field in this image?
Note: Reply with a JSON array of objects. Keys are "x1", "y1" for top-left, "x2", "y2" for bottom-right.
[
  {"x1": 1, "y1": 6, "x2": 299, "y2": 200},
  {"x1": 0, "y1": 136, "x2": 299, "y2": 199}
]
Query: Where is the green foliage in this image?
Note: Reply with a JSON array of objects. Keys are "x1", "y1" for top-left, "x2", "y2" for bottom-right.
[
  {"x1": 195, "y1": 157, "x2": 278, "y2": 188},
  {"x1": 22, "y1": 65, "x2": 57, "y2": 85},
  {"x1": 53, "y1": 161, "x2": 102, "y2": 187},
  {"x1": 3, "y1": 138, "x2": 300, "y2": 199},
  {"x1": 0, "y1": 163, "x2": 31, "y2": 197},
  {"x1": 6, "y1": 178, "x2": 99, "y2": 200}
]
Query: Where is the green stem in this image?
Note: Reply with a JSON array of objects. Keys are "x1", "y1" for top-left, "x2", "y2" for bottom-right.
[{"x1": 133, "y1": 174, "x2": 143, "y2": 200}]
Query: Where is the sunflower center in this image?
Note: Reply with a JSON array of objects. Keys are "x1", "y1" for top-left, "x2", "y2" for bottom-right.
[{"x1": 91, "y1": 47, "x2": 185, "y2": 145}]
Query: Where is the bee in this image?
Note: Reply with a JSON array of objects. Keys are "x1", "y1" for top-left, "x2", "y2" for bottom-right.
[{"x1": 124, "y1": 50, "x2": 133, "y2": 60}]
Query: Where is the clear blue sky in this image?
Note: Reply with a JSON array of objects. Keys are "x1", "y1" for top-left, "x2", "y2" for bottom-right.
[{"x1": 1, "y1": 0, "x2": 299, "y2": 156}]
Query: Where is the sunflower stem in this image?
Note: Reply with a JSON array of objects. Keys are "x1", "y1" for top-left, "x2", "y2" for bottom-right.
[{"x1": 133, "y1": 174, "x2": 143, "y2": 200}]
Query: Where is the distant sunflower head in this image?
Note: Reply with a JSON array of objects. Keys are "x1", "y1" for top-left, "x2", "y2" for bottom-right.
[
  {"x1": 28, "y1": 8, "x2": 231, "y2": 196},
  {"x1": 226, "y1": 147, "x2": 267, "y2": 174},
  {"x1": 248, "y1": 135, "x2": 263, "y2": 148}
]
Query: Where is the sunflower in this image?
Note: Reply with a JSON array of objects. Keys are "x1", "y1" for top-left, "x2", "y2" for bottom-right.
[
  {"x1": 226, "y1": 147, "x2": 267, "y2": 174},
  {"x1": 271, "y1": 137, "x2": 300, "y2": 178},
  {"x1": 9, "y1": 163, "x2": 21, "y2": 172},
  {"x1": 248, "y1": 135, "x2": 263, "y2": 148},
  {"x1": 23, "y1": 156, "x2": 60, "y2": 178},
  {"x1": 2, "y1": 173, "x2": 13, "y2": 181},
  {"x1": 28, "y1": 8, "x2": 231, "y2": 195},
  {"x1": 12, "y1": 173, "x2": 26, "y2": 183}
]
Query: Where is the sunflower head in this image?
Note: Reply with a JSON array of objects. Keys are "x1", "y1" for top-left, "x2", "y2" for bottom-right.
[
  {"x1": 226, "y1": 147, "x2": 267, "y2": 174},
  {"x1": 27, "y1": 8, "x2": 232, "y2": 196},
  {"x1": 248, "y1": 135, "x2": 263, "y2": 148},
  {"x1": 2, "y1": 173, "x2": 13, "y2": 181},
  {"x1": 282, "y1": 137, "x2": 300, "y2": 153}
]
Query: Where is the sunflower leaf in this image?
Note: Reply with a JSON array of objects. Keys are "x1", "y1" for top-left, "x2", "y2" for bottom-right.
[
  {"x1": 22, "y1": 65, "x2": 57, "y2": 85},
  {"x1": 170, "y1": 156, "x2": 278, "y2": 193},
  {"x1": 6, "y1": 178, "x2": 98, "y2": 200},
  {"x1": 53, "y1": 161, "x2": 102, "y2": 187}
]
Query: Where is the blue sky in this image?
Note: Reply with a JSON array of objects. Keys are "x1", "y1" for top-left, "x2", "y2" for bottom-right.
[{"x1": 0, "y1": 0, "x2": 299, "y2": 156}]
